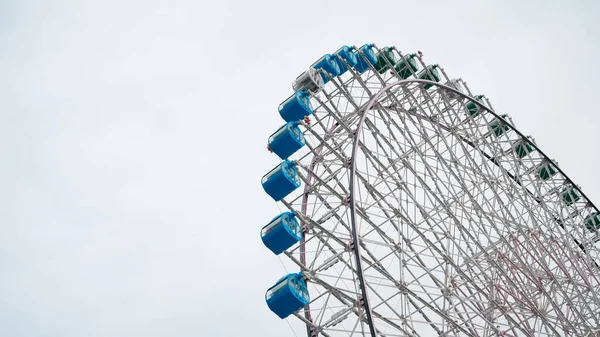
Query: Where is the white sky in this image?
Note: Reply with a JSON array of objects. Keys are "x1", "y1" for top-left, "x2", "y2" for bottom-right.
[{"x1": 1, "y1": 0, "x2": 599, "y2": 336}]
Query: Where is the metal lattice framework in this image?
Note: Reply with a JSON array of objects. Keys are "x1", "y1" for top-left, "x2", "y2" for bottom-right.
[{"x1": 275, "y1": 44, "x2": 600, "y2": 337}]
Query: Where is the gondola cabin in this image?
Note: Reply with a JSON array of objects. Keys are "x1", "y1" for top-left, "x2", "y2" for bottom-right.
[
  {"x1": 292, "y1": 68, "x2": 324, "y2": 93},
  {"x1": 418, "y1": 65, "x2": 441, "y2": 89},
  {"x1": 261, "y1": 212, "x2": 303, "y2": 255},
  {"x1": 373, "y1": 46, "x2": 396, "y2": 74},
  {"x1": 561, "y1": 185, "x2": 581, "y2": 206},
  {"x1": 443, "y1": 79, "x2": 464, "y2": 100},
  {"x1": 279, "y1": 90, "x2": 314, "y2": 122},
  {"x1": 265, "y1": 273, "x2": 310, "y2": 319},
  {"x1": 489, "y1": 116, "x2": 510, "y2": 137},
  {"x1": 394, "y1": 54, "x2": 419, "y2": 79},
  {"x1": 268, "y1": 122, "x2": 305, "y2": 160},
  {"x1": 466, "y1": 95, "x2": 485, "y2": 117},
  {"x1": 262, "y1": 161, "x2": 301, "y2": 201},
  {"x1": 538, "y1": 161, "x2": 558, "y2": 181},
  {"x1": 514, "y1": 140, "x2": 534, "y2": 159},
  {"x1": 312, "y1": 54, "x2": 341, "y2": 83},
  {"x1": 334, "y1": 45, "x2": 358, "y2": 75},
  {"x1": 354, "y1": 44, "x2": 377, "y2": 73},
  {"x1": 584, "y1": 212, "x2": 600, "y2": 232}
]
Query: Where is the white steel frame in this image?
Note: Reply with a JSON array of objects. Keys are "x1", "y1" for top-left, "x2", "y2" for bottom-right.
[{"x1": 274, "y1": 44, "x2": 600, "y2": 337}]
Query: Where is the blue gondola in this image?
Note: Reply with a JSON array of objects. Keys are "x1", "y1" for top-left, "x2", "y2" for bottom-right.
[
  {"x1": 261, "y1": 212, "x2": 303, "y2": 255},
  {"x1": 334, "y1": 45, "x2": 358, "y2": 75},
  {"x1": 312, "y1": 54, "x2": 341, "y2": 83},
  {"x1": 279, "y1": 90, "x2": 313, "y2": 122},
  {"x1": 262, "y1": 161, "x2": 301, "y2": 201},
  {"x1": 265, "y1": 273, "x2": 310, "y2": 319},
  {"x1": 268, "y1": 122, "x2": 305, "y2": 160},
  {"x1": 354, "y1": 44, "x2": 377, "y2": 73}
]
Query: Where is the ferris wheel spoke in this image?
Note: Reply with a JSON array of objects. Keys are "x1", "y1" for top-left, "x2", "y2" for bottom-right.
[
  {"x1": 372, "y1": 130, "x2": 556, "y2": 334},
  {"x1": 418, "y1": 134, "x2": 580, "y2": 334},
  {"x1": 352, "y1": 168, "x2": 492, "y2": 334},
  {"x1": 306, "y1": 275, "x2": 369, "y2": 335},
  {"x1": 313, "y1": 268, "x2": 357, "y2": 327},
  {"x1": 432, "y1": 125, "x2": 600, "y2": 328}
]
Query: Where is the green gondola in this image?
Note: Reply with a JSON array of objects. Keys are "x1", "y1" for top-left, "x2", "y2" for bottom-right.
[
  {"x1": 466, "y1": 95, "x2": 485, "y2": 117},
  {"x1": 489, "y1": 116, "x2": 510, "y2": 137},
  {"x1": 514, "y1": 140, "x2": 534, "y2": 159},
  {"x1": 418, "y1": 65, "x2": 441, "y2": 89},
  {"x1": 394, "y1": 54, "x2": 419, "y2": 79},
  {"x1": 584, "y1": 212, "x2": 600, "y2": 232},
  {"x1": 373, "y1": 47, "x2": 396, "y2": 74},
  {"x1": 538, "y1": 162, "x2": 558, "y2": 180},
  {"x1": 561, "y1": 186, "x2": 581, "y2": 206}
]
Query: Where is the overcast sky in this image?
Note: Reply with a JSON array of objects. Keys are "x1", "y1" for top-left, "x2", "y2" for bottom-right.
[{"x1": 1, "y1": 1, "x2": 599, "y2": 336}]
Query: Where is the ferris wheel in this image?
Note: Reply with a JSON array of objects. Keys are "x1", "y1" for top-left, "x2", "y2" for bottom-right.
[{"x1": 259, "y1": 43, "x2": 600, "y2": 337}]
